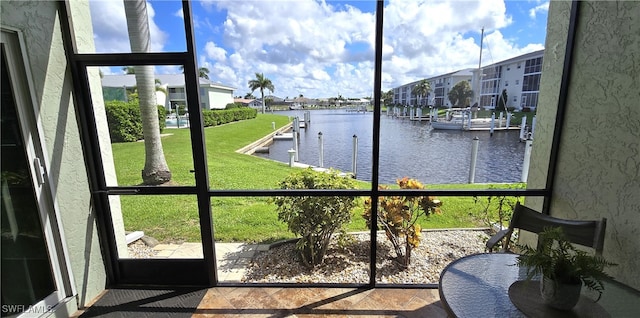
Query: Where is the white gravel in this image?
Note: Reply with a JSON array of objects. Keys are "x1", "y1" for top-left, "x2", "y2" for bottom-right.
[
  {"x1": 127, "y1": 240, "x2": 158, "y2": 258},
  {"x1": 243, "y1": 229, "x2": 490, "y2": 284}
]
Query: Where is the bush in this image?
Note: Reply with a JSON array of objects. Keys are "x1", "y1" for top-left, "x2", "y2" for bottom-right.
[
  {"x1": 157, "y1": 106, "x2": 167, "y2": 131},
  {"x1": 105, "y1": 100, "x2": 166, "y2": 142},
  {"x1": 201, "y1": 107, "x2": 257, "y2": 127},
  {"x1": 363, "y1": 177, "x2": 442, "y2": 268},
  {"x1": 225, "y1": 102, "x2": 246, "y2": 109},
  {"x1": 273, "y1": 168, "x2": 358, "y2": 268}
]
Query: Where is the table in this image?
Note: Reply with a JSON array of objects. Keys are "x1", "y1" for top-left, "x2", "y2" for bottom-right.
[{"x1": 438, "y1": 253, "x2": 640, "y2": 318}]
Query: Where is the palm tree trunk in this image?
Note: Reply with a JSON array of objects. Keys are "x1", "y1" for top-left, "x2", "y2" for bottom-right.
[
  {"x1": 124, "y1": 0, "x2": 171, "y2": 184},
  {"x1": 260, "y1": 88, "x2": 265, "y2": 113}
]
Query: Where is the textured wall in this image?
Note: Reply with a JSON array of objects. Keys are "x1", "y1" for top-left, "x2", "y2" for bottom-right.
[
  {"x1": 529, "y1": 0, "x2": 640, "y2": 290},
  {"x1": 1, "y1": 0, "x2": 107, "y2": 309}
]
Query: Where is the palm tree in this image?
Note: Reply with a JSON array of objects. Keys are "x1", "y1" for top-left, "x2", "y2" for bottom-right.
[
  {"x1": 122, "y1": 66, "x2": 136, "y2": 74},
  {"x1": 198, "y1": 67, "x2": 210, "y2": 80},
  {"x1": 123, "y1": 0, "x2": 171, "y2": 185},
  {"x1": 447, "y1": 81, "x2": 473, "y2": 108},
  {"x1": 411, "y1": 79, "x2": 431, "y2": 107},
  {"x1": 248, "y1": 73, "x2": 274, "y2": 114},
  {"x1": 179, "y1": 66, "x2": 210, "y2": 80},
  {"x1": 381, "y1": 89, "x2": 394, "y2": 107}
]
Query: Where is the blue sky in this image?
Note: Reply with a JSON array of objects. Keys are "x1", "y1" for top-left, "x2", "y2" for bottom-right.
[{"x1": 90, "y1": 0, "x2": 548, "y2": 99}]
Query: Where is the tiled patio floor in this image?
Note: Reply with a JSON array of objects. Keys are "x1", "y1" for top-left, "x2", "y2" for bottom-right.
[{"x1": 193, "y1": 287, "x2": 447, "y2": 317}]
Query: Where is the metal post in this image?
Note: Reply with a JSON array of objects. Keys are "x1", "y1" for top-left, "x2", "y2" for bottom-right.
[
  {"x1": 288, "y1": 149, "x2": 296, "y2": 167},
  {"x1": 506, "y1": 112, "x2": 512, "y2": 128},
  {"x1": 318, "y1": 132, "x2": 324, "y2": 168},
  {"x1": 352, "y1": 134, "x2": 358, "y2": 178},
  {"x1": 521, "y1": 138, "x2": 533, "y2": 182},
  {"x1": 469, "y1": 137, "x2": 479, "y2": 183},
  {"x1": 293, "y1": 130, "x2": 299, "y2": 161}
]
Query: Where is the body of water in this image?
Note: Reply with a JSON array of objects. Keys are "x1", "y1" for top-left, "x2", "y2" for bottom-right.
[{"x1": 256, "y1": 109, "x2": 527, "y2": 184}]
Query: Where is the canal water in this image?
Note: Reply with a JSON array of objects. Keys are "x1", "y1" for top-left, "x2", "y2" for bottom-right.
[{"x1": 255, "y1": 109, "x2": 527, "y2": 185}]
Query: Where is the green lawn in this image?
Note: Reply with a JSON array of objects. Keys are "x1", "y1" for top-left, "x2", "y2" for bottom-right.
[{"x1": 112, "y1": 114, "x2": 522, "y2": 243}]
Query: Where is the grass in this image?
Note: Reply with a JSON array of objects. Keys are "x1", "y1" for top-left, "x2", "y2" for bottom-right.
[{"x1": 112, "y1": 113, "x2": 523, "y2": 243}]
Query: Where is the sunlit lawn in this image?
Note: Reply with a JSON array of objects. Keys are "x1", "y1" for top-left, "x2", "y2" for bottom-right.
[{"x1": 111, "y1": 113, "x2": 522, "y2": 243}]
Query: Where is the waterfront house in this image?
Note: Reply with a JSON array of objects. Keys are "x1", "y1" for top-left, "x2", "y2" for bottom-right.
[{"x1": 101, "y1": 74, "x2": 235, "y2": 111}]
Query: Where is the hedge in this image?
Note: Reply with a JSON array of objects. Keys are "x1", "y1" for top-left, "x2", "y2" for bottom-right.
[
  {"x1": 201, "y1": 107, "x2": 257, "y2": 127},
  {"x1": 105, "y1": 100, "x2": 166, "y2": 142}
]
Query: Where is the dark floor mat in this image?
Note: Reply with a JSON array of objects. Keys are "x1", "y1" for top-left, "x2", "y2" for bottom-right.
[{"x1": 80, "y1": 288, "x2": 207, "y2": 317}]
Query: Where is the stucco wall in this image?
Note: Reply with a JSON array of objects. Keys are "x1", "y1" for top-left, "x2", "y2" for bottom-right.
[
  {"x1": 528, "y1": 0, "x2": 640, "y2": 290},
  {"x1": 1, "y1": 0, "x2": 107, "y2": 309},
  {"x1": 207, "y1": 87, "x2": 234, "y2": 109}
]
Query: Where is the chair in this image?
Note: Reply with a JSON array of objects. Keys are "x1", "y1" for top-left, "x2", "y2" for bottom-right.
[{"x1": 485, "y1": 202, "x2": 607, "y2": 255}]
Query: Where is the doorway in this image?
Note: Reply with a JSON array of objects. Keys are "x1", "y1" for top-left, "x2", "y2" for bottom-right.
[{"x1": 1, "y1": 31, "x2": 71, "y2": 317}]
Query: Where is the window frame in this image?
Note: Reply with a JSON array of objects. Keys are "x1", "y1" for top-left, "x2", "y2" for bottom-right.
[{"x1": 57, "y1": 0, "x2": 569, "y2": 288}]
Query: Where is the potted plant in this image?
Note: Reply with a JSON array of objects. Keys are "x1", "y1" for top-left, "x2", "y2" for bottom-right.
[{"x1": 516, "y1": 227, "x2": 617, "y2": 310}]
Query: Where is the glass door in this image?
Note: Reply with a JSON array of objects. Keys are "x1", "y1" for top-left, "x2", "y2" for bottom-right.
[{"x1": 1, "y1": 38, "x2": 67, "y2": 317}]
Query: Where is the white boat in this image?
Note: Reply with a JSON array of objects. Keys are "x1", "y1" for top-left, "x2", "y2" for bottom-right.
[
  {"x1": 431, "y1": 120, "x2": 465, "y2": 130},
  {"x1": 431, "y1": 108, "x2": 469, "y2": 130}
]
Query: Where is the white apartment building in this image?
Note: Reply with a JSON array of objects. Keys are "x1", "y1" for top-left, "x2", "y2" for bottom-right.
[
  {"x1": 102, "y1": 74, "x2": 235, "y2": 111},
  {"x1": 472, "y1": 50, "x2": 544, "y2": 110},
  {"x1": 392, "y1": 69, "x2": 473, "y2": 107},
  {"x1": 392, "y1": 50, "x2": 545, "y2": 111}
]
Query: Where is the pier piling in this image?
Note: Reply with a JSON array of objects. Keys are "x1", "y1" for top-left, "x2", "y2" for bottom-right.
[{"x1": 469, "y1": 137, "x2": 479, "y2": 183}]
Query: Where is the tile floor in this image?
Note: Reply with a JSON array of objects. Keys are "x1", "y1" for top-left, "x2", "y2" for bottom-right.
[{"x1": 193, "y1": 287, "x2": 447, "y2": 317}]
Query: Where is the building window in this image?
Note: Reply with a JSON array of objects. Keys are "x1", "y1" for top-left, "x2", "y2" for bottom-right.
[{"x1": 516, "y1": 79, "x2": 519, "y2": 85}]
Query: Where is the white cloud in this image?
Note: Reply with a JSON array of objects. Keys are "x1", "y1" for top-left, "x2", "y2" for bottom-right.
[
  {"x1": 529, "y1": 2, "x2": 550, "y2": 19},
  {"x1": 204, "y1": 42, "x2": 227, "y2": 61},
  {"x1": 90, "y1": 0, "x2": 547, "y2": 99},
  {"x1": 174, "y1": 8, "x2": 183, "y2": 19},
  {"x1": 88, "y1": 0, "x2": 168, "y2": 53}
]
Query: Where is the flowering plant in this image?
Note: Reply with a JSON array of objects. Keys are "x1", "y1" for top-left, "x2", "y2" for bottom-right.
[{"x1": 363, "y1": 177, "x2": 442, "y2": 267}]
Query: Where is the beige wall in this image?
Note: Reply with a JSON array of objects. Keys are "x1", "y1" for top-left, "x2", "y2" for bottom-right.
[
  {"x1": 528, "y1": 0, "x2": 640, "y2": 290},
  {"x1": 1, "y1": 0, "x2": 107, "y2": 311}
]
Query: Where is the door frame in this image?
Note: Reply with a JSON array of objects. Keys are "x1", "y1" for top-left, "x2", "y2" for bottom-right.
[{"x1": 1, "y1": 27, "x2": 76, "y2": 315}]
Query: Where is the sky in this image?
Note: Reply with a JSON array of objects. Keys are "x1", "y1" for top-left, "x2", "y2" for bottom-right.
[{"x1": 89, "y1": 0, "x2": 549, "y2": 99}]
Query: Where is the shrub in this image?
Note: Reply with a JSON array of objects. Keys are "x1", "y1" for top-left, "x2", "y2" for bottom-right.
[
  {"x1": 363, "y1": 177, "x2": 442, "y2": 268},
  {"x1": 157, "y1": 106, "x2": 167, "y2": 131},
  {"x1": 201, "y1": 108, "x2": 257, "y2": 127},
  {"x1": 105, "y1": 100, "x2": 166, "y2": 142},
  {"x1": 225, "y1": 102, "x2": 246, "y2": 109},
  {"x1": 105, "y1": 101, "x2": 142, "y2": 142},
  {"x1": 473, "y1": 184, "x2": 523, "y2": 251},
  {"x1": 273, "y1": 168, "x2": 358, "y2": 268}
]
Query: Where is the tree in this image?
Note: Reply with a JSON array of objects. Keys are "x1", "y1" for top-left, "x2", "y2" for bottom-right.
[
  {"x1": 448, "y1": 80, "x2": 473, "y2": 108},
  {"x1": 123, "y1": 0, "x2": 171, "y2": 185},
  {"x1": 244, "y1": 92, "x2": 256, "y2": 99},
  {"x1": 411, "y1": 79, "x2": 431, "y2": 107},
  {"x1": 248, "y1": 73, "x2": 274, "y2": 114},
  {"x1": 381, "y1": 89, "x2": 394, "y2": 106},
  {"x1": 122, "y1": 66, "x2": 136, "y2": 74},
  {"x1": 198, "y1": 67, "x2": 210, "y2": 80},
  {"x1": 179, "y1": 66, "x2": 210, "y2": 79},
  {"x1": 496, "y1": 89, "x2": 508, "y2": 112}
]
